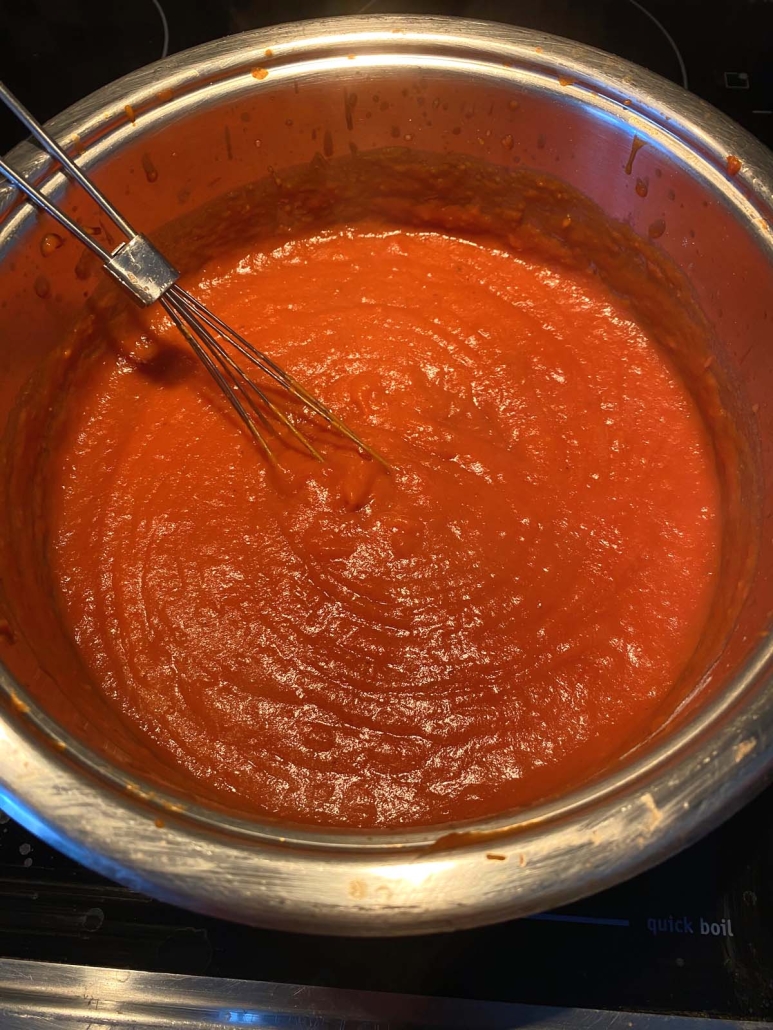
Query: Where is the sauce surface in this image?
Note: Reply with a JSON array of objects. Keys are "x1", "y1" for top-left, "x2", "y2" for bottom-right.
[{"x1": 47, "y1": 226, "x2": 720, "y2": 827}]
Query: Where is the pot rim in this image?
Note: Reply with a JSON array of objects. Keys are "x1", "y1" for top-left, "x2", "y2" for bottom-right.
[{"x1": 1, "y1": 14, "x2": 772, "y2": 933}]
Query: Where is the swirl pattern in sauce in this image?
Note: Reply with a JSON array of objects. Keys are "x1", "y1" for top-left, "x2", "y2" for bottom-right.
[{"x1": 47, "y1": 227, "x2": 720, "y2": 827}]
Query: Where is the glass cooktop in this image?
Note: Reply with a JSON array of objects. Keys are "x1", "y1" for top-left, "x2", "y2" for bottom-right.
[
  {"x1": 1, "y1": 788, "x2": 773, "y2": 1019},
  {"x1": 1, "y1": 1, "x2": 772, "y2": 1025}
]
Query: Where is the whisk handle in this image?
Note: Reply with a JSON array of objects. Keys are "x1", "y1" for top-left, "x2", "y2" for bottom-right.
[
  {"x1": 0, "y1": 81, "x2": 136, "y2": 240},
  {"x1": 0, "y1": 83, "x2": 180, "y2": 306},
  {"x1": 0, "y1": 154, "x2": 111, "y2": 258}
]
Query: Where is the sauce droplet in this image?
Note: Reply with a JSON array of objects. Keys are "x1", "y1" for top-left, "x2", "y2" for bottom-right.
[
  {"x1": 39, "y1": 232, "x2": 64, "y2": 257},
  {"x1": 648, "y1": 218, "x2": 666, "y2": 239},
  {"x1": 124, "y1": 104, "x2": 136, "y2": 125},
  {"x1": 344, "y1": 90, "x2": 358, "y2": 131},
  {"x1": 141, "y1": 153, "x2": 158, "y2": 183},
  {"x1": 624, "y1": 136, "x2": 646, "y2": 175},
  {"x1": 635, "y1": 177, "x2": 649, "y2": 198},
  {"x1": 251, "y1": 67, "x2": 269, "y2": 81},
  {"x1": 726, "y1": 154, "x2": 742, "y2": 177},
  {"x1": 75, "y1": 248, "x2": 96, "y2": 281},
  {"x1": 33, "y1": 275, "x2": 51, "y2": 299}
]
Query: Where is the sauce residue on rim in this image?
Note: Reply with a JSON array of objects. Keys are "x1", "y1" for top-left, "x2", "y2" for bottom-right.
[{"x1": 44, "y1": 224, "x2": 720, "y2": 828}]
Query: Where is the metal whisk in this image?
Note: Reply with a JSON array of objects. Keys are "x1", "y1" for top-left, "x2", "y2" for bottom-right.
[{"x1": 0, "y1": 83, "x2": 386, "y2": 467}]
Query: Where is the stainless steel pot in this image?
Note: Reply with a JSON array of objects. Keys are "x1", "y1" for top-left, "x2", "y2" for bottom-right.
[{"x1": 0, "y1": 16, "x2": 772, "y2": 936}]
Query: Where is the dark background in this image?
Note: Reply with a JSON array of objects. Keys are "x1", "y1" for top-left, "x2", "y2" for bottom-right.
[
  {"x1": 0, "y1": 0, "x2": 772, "y2": 152},
  {"x1": 1, "y1": 0, "x2": 772, "y2": 1021}
]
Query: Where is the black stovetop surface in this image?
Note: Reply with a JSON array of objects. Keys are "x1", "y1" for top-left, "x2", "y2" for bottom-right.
[
  {"x1": 1, "y1": 0, "x2": 772, "y2": 1021},
  {"x1": 1, "y1": 788, "x2": 773, "y2": 1019}
]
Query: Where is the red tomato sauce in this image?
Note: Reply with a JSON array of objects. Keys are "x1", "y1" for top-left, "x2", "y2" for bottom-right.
[{"x1": 46, "y1": 225, "x2": 720, "y2": 828}]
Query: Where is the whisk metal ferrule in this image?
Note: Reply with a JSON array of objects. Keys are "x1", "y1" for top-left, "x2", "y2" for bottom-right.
[{"x1": 105, "y1": 235, "x2": 180, "y2": 306}]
